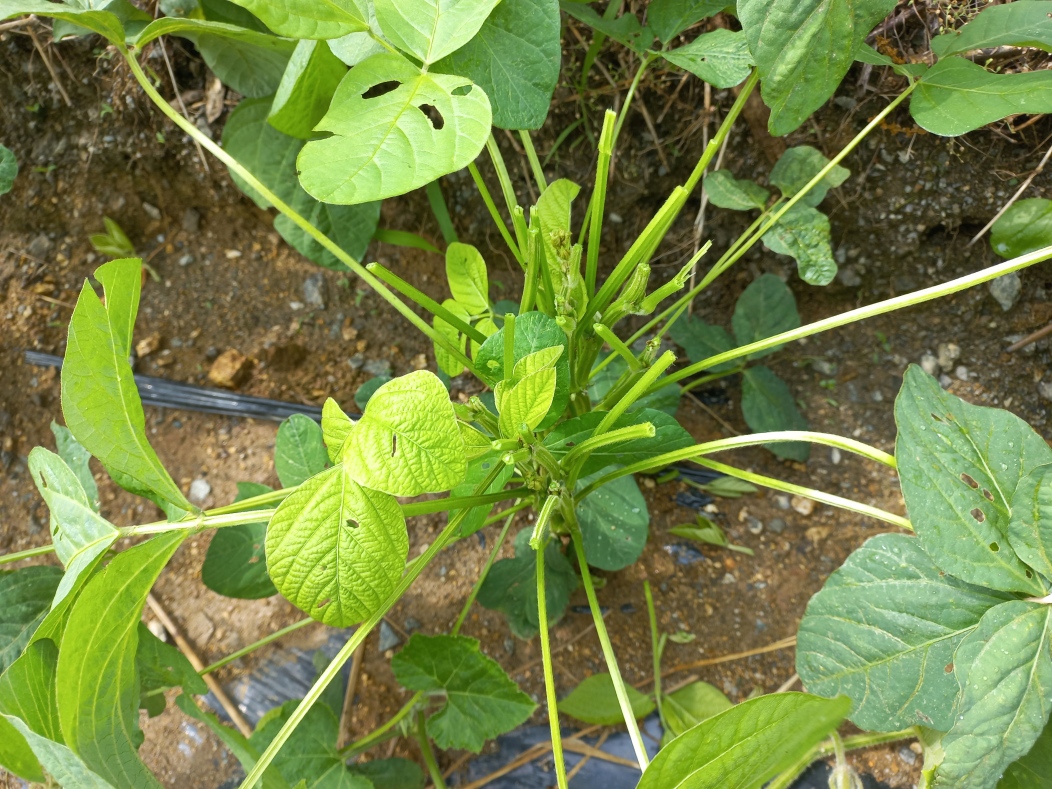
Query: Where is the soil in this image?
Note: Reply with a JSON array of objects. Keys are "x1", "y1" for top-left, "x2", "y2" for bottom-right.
[{"x1": 3, "y1": 19, "x2": 1052, "y2": 789}]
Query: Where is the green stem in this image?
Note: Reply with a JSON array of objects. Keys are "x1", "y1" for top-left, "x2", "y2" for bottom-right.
[
  {"x1": 593, "y1": 323, "x2": 642, "y2": 372},
  {"x1": 679, "y1": 366, "x2": 743, "y2": 395},
  {"x1": 503, "y1": 312, "x2": 517, "y2": 380},
  {"x1": 610, "y1": 53, "x2": 658, "y2": 150},
  {"x1": 200, "y1": 618, "x2": 315, "y2": 676},
  {"x1": 367, "y1": 262, "x2": 487, "y2": 345},
  {"x1": 765, "y1": 728, "x2": 917, "y2": 789},
  {"x1": 415, "y1": 710, "x2": 448, "y2": 789},
  {"x1": 536, "y1": 537, "x2": 569, "y2": 789},
  {"x1": 452, "y1": 506, "x2": 520, "y2": 634},
  {"x1": 684, "y1": 69, "x2": 759, "y2": 194},
  {"x1": 468, "y1": 162, "x2": 523, "y2": 266},
  {"x1": 425, "y1": 179, "x2": 458, "y2": 245},
  {"x1": 560, "y1": 423, "x2": 655, "y2": 483},
  {"x1": 644, "y1": 581, "x2": 664, "y2": 731},
  {"x1": 519, "y1": 130, "x2": 547, "y2": 193},
  {"x1": 125, "y1": 509, "x2": 279, "y2": 537},
  {"x1": 340, "y1": 692, "x2": 422, "y2": 758},
  {"x1": 594, "y1": 351, "x2": 676, "y2": 436},
  {"x1": 402, "y1": 488, "x2": 527, "y2": 518},
  {"x1": 586, "y1": 110, "x2": 617, "y2": 295},
  {"x1": 520, "y1": 228, "x2": 541, "y2": 314},
  {"x1": 206, "y1": 487, "x2": 292, "y2": 515},
  {"x1": 486, "y1": 134, "x2": 521, "y2": 223},
  {"x1": 0, "y1": 544, "x2": 57, "y2": 566}
]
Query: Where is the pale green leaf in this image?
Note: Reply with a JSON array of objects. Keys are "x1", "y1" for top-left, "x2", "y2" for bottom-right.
[
  {"x1": 62, "y1": 259, "x2": 192, "y2": 518},
  {"x1": 0, "y1": 567, "x2": 62, "y2": 675},
  {"x1": 374, "y1": 0, "x2": 501, "y2": 64},
  {"x1": 432, "y1": 0, "x2": 560, "y2": 129},
  {"x1": 575, "y1": 472, "x2": 649, "y2": 572},
  {"x1": 322, "y1": 398, "x2": 354, "y2": 464},
  {"x1": 201, "y1": 483, "x2": 277, "y2": 599},
  {"x1": 451, "y1": 452, "x2": 514, "y2": 537},
  {"x1": 470, "y1": 315, "x2": 499, "y2": 358},
  {"x1": 51, "y1": 422, "x2": 99, "y2": 512},
  {"x1": 937, "y1": 601, "x2": 1052, "y2": 789},
  {"x1": 298, "y1": 53, "x2": 491, "y2": 204},
  {"x1": 0, "y1": 0, "x2": 125, "y2": 42},
  {"x1": 738, "y1": 0, "x2": 896, "y2": 135},
  {"x1": 276, "y1": 414, "x2": 329, "y2": 487},
  {"x1": 998, "y1": 718, "x2": 1052, "y2": 789},
  {"x1": 669, "y1": 314, "x2": 738, "y2": 372},
  {"x1": 731, "y1": 273, "x2": 800, "y2": 358},
  {"x1": 931, "y1": 1, "x2": 1052, "y2": 58},
  {"x1": 4, "y1": 715, "x2": 115, "y2": 788},
  {"x1": 648, "y1": 0, "x2": 726, "y2": 44},
  {"x1": 269, "y1": 39, "x2": 347, "y2": 139},
  {"x1": 0, "y1": 714, "x2": 43, "y2": 782},
  {"x1": 762, "y1": 203, "x2": 837, "y2": 286},
  {"x1": 895, "y1": 365, "x2": 1051, "y2": 595},
  {"x1": 497, "y1": 366, "x2": 557, "y2": 436},
  {"x1": 769, "y1": 145, "x2": 850, "y2": 207},
  {"x1": 662, "y1": 29, "x2": 753, "y2": 89},
  {"x1": 702, "y1": 170, "x2": 769, "y2": 211},
  {"x1": 0, "y1": 143, "x2": 16, "y2": 195},
  {"x1": 446, "y1": 242, "x2": 489, "y2": 315},
  {"x1": 797, "y1": 533, "x2": 1009, "y2": 732},
  {"x1": 990, "y1": 198, "x2": 1052, "y2": 259},
  {"x1": 662, "y1": 681, "x2": 732, "y2": 739},
  {"x1": 558, "y1": 672, "x2": 655, "y2": 725},
  {"x1": 266, "y1": 466, "x2": 407, "y2": 626},
  {"x1": 227, "y1": 0, "x2": 368, "y2": 38},
  {"x1": 741, "y1": 366, "x2": 809, "y2": 461},
  {"x1": 343, "y1": 371, "x2": 466, "y2": 495},
  {"x1": 459, "y1": 422, "x2": 493, "y2": 462},
  {"x1": 434, "y1": 298, "x2": 470, "y2": 377},
  {"x1": 638, "y1": 692, "x2": 850, "y2": 788},
  {"x1": 57, "y1": 532, "x2": 185, "y2": 788},
  {"x1": 391, "y1": 634, "x2": 536, "y2": 752}
]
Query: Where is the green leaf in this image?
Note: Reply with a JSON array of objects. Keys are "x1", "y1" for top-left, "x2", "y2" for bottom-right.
[
  {"x1": 432, "y1": 0, "x2": 560, "y2": 129},
  {"x1": 202, "y1": 483, "x2": 277, "y2": 599},
  {"x1": 557, "y1": 672, "x2": 655, "y2": 726},
  {"x1": 57, "y1": 532, "x2": 186, "y2": 789},
  {"x1": 669, "y1": 315, "x2": 737, "y2": 373},
  {"x1": 895, "y1": 365, "x2": 1051, "y2": 595},
  {"x1": 769, "y1": 145, "x2": 850, "y2": 207},
  {"x1": 0, "y1": 713, "x2": 44, "y2": 783},
  {"x1": 762, "y1": 203, "x2": 837, "y2": 286},
  {"x1": 937, "y1": 601, "x2": 1052, "y2": 789},
  {"x1": 355, "y1": 375, "x2": 391, "y2": 411},
  {"x1": 51, "y1": 422, "x2": 99, "y2": 512},
  {"x1": 740, "y1": 366, "x2": 809, "y2": 461},
  {"x1": 276, "y1": 414, "x2": 329, "y2": 488},
  {"x1": 0, "y1": 1, "x2": 125, "y2": 42},
  {"x1": 637, "y1": 692, "x2": 851, "y2": 789},
  {"x1": 434, "y1": 298, "x2": 470, "y2": 377},
  {"x1": 731, "y1": 273, "x2": 800, "y2": 359},
  {"x1": 496, "y1": 361, "x2": 559, "y2": 437},
  {"x1": 0, "y1": 143, "x2": 16, "y2": 195},
  {"x1": 560, "y1": 1, "x2": 653, "y2": 54},
  {"x1": 322, "y1": 398, "x2": 354, "y2": 464},
  {"x1": 662, "y1": 681, "x2": 732, "y2": 739},
  {"x1": 670, "y1": 517, "x2": 753, "y2": 555},
  {"x1": 911, "y1": 57, "x2": 1052, "y2": 137},
  {"x1": 452, "y1": 452, "x2": 515, "y2": 537},
  {"x1": 477, "y1": 528, "x2": 577, "y2": 639},
  {"x1": 990, "y1": 198, "x2": 1052, "y2": 259},
  {"x1": 342, "y1": 371, "x2": 466, "y2": 496},
  {"x1": 931, "y1": 1, "x2": 1052, "y2": 59},
  {"x1": 575, "y1": 473, "x2": 650, "y2": 571},
  {"x1": 199, "y1": 0, "x2": 271, "y2": 31},
  {"x1": 375, "y1": 0, "x2": 501, "y2": 64},
  {"x1": 226, "y1": 0, "x2": 368, "y2": 38},
  {"x1": 797, "y1": 533, "x2": 1009, "y2": 732},
  {"x1": 136, "y1": 623, "x2": 207, "y2": 716},
  {"x1": 702, "y1": 170, "x2": 769, "y2": 211},
  {"x1": 446, "y1": 242, "x2": 489, "y2": 315},
  {"x1": 738, "y1": 0, "x2": 896, "y2": 136},
  {"x1": 647, "y1": 0, "x2": 727, "y2": 45},
  {"x1": 999, "y1": 717, "x2": 1052, "y2": 789},
  {"x1": 348, "y1": 758, "x2": 425, "y2": 789},
  {"x1": 299, "y1": 53, "x2": 491, "y2": 204},
  {"x1": 266, "y1": 466, "x2": 407, "y2": 626},
  {"x1": 52, "y1": 0, "x2": 149, "y2": 40},
  {"x1": 544, "y1": 408, "x2": 693, "y2": 477},
  {"x1": 391, "y1": 634, "x2": 536, "y2": 752},
  {"x1": 0, "y1": 566, "x2": 63, "y2": 675},
  {"x1": 268, "y1": 39, "x2": 347, "y2": 139},
  {"x1": 222, "y1": 97, "x2": 380, "y2": 269},
  {"x1": 662, "y1": 29, "x2": 753, "y2": 89},
  {"x1": 62, "y1": 259, "x2": 192, "y2": 518},
  {"x1": 0, "y1": 639, "x2": 61, "y2": 743},
  {"x1": 4, "y1": 715, "x2": 115, "y2": 788}
]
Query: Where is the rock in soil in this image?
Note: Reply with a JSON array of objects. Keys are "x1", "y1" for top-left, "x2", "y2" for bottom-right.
[
  {"x1": 208, "y1": 349, "x2": 253, "y2": 389},
  {"x1": 988, "y1": 272, "x2": 1021, "y2": 312}
]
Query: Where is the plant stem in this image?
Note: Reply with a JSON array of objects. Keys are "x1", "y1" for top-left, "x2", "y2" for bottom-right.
[
  {"x1": 765, "y1": 728, "x2": 916, "y2": 789},
  {"x1": 425, "y1": 179, "x2": 458, "y2": 245},
  {"x1": 567, "y1": 511, "x2": 650, "y2": 771},
  {"x1": 205, "y1": 487, "x2": 292, "y2": 515},
  {"x1": 402, "y1": 488, "x2": 528, "y2": 518},
  {"x1": 519, "y1": 130, "x2": 547, "y2": 193},
  {"x1": 340, "y1": 691, "x2": 422, "y2": 758},
  {"x1": 643, "y1": 581, "x2": 665, "y2": 731},
  {"x1": 0, "y1": 544, "x2": 57, "y2": 566},
  {"x1": 683, "y1": 69, "x2": 759, "y2": 194},
  {"x1": 415, "y1": 710, "x2": 448, "y2": 789},
  {"x1": 367, "y1": 262, "x2": 487, "y2": 345},
  {"x1": 536, "y1": 538, "x2": 569, "y2": 789},
  {"x1": 452, "y1": 506, "x2": 520, "y2": 634},
  {"x1": 559, "y1": 423, "x2": 655, "y2": 476},
  {"x1": 468, "y1": 162, "x2": 523, "y2": 266},
  {"x1": 594, "y1": 351, "x2": 676, "y2": 436},
  {"x1": 585, "y1": 110, "x2": 616, "y2": 295},
  {"x1": 593, "y1": 323, "x2": 642, "y2": 371},
  {"x1": 200, "y1": 618, "x2": 315, "y2": 676},
  {"x1": 610, "y1": 53, "x2": 658, "y2": 150},
  {"x1": 486, "y1": 134, "x2": 521, "y2": 223}
]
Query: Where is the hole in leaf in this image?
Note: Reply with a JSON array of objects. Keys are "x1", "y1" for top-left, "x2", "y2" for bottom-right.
[
  {"x1": 944, "y1": 662, "x2": 953, "y2": 674},
  {"x1": 362, "y1": 80, "x2": 400, "y2": 99},
  {"x1": 248, "y1": 557, "x2": 259, "y2": 564},
  {"x1": 564, "y1": 441, "x2": 576, "y2": 448},
  {"x1": 317, "y1": 598, "x2": 331, "y2": 609},
  {"x1": 1027, "y1": 569, "x2": 1034, "y2": 578},
  {"x1": 451, "y1": 84, "x2": 472, "y2": 96},
  {"x1": 970, "y1": 508, "x2": 986, "y2": 523},
  {"x1": 989, "y1": 541, "x2": 999, "y2": 552},
  {"x1": 983, "y1": 488, "x2": 994, "y2": 501},
  {"x1": 392, "y1": 434, "x2": 398, "y2": 457},
  {"x1": 930, "y1": 413, "x2": 943, "y2": 422},
  {"x1": 960, "y1": 473, "x2": 979, "y2": 489},
  {"x1": 418, "y1": 103, "x2": 445, "y2": 130}
]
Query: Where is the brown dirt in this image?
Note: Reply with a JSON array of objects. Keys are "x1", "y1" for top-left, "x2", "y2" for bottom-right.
[{"x1": 3, "y1": 19, "x2": 1052, "y2": 789}]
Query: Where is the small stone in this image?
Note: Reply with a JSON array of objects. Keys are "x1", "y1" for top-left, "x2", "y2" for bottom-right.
[
  {"x1": 989, "y1": 272, "x2": 1022, "y2": 312},
  {"x1": 225, "y1": 249, "x2": 242, "y2": 259},
  {"x1": 147, "y1": 620, "x2": 168, "y2": 642},
  {"x1": 940, "y1": 374, "x2": 953, "y2": 389},
  {"x1": 745, "y1": 516, "x2": 763, "y2": 535},
  {"x1": 303, "y1": 273, "x2": 326, "y2": 310},
  {"x1": 27, "y1": 233, "x2": 52, "y2": 259},
  {"x1": 208, "y1": 349, "x2": 253, "y2": 389},
  {"x1": 870, "y1": 389, "x2": 884, "y2": 402},
  {"x1": 812, "y1": 359, "x2": 836, "y2": 376},
  {"x1": 774, "y1": 494, "x2": 791, "y2": 510},
  {"x1": 189, "y1": 477, "x2": 211, "y2": 504},
  {"x1": 363, "y1": 359, "x2": 392, "y2": 377},
  {"x1": 755, "y1": 619, "x2": 767, "y2": 631},
  {"x1": 768, "y1": 518, "x2": 786, "y2": 534},
  {"x1": 142, "y1": 201, "x2": 161, "y2": 220},
  {"x1": 898, "y1": 746, "x2": 918, "y2": 766},
  {"x1": 837, "y1": 265, "x2": 862, "y2": 287},
  {"x1": 790, "y1": 495, "x2": 814, "y2": 516},
  {"x1": 404, "y1": 616, "x2": 421, "y2": 632},
  {"x1": 288, "y1": 301, "x2": 304, "y2": 311},
  {"x1": 181, "y1": 208, "x2": 201, "y2": 234},
  {"x1": 185, "y1": 611, "x2": 214, "y2": 645},
  {"x1": 955, "y1": 365, "x2": 970, "y2": 381},
  {"x1": 1039, "y1": 380, "x2": 1052, "y2": 402},
  {"x1": 178, "y1": 254, "x2": 194, "y2": 266},
  {"x1": 378, "y1": 621, "x2": 401, "y2": 652},
  {"x1": 348, "y1": 354, "x2": 365, "y2": 370},
  {"x1": 136, "y1": 333, "x2": 161, "y2": 358},
  {"x1": 411, "y1": 353, "x2": 428, "y2": 370},
  {"x1": 806, "y1": 525, "x2": 831, "y2": 545},
  {"x1": 937, "y1": 342, "x2": 960, "y2": 371},
  {"x1": 503, "y1": 637, "x2": 516, "y2": 655},
  {"x1": 920, "y1": 352, "x2": 939, "y2": 376},
  {"x1": 721, "y1": 573, "x2": 737, "y2": 584},
  {"x1": 830, "y1": 448, "x2": 842, "y2": 465}
]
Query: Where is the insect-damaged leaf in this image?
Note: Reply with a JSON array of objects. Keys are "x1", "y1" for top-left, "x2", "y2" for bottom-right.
[
  {"x1": 762, "y1": 204, "x2": 837, "y2": 286},
  {"x1": 662, "y1": 29, "x2": 753, "y2": 89},
  {"x1": 769, "y1": 145, "x2": 850, "y2": 207}
]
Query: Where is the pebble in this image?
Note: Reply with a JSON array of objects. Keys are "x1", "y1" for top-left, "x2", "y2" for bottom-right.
[
  {"x1": 136, "y1": 333, "x2": 161, "y2": 357},
  {"x1": 404, "y1": 616, "x2": 421, "y2": 632},
  {"x1": 768, "y1": 518, "x2": 786, "y2": 534},
  {"x1": 812, "y1": 359, "x2": 836, "y2": 376},
  {"x1": 503, "y1": 638, "x2": 515, "y2": 655},
  {"x1": 208, "y1": 349, "x2": 252, "y2": 389},
  {"x1": 940, "y1": 374, "x2": 953, "y2": 389},
  {"x1": 378, "y1": 621, "x2": 401, "y2": 652},
  {"x1": 178, "y1": 254, "x2": 194, "y2": 266},
  {"x1": 147, "y1": 620, "x2": 168, "y2": 642},
  {"x1": 988, "y1": 272, "x2": 1021, "y2": 311},
  {"x1": 790, "y1": 496, "x2": 814, "y2": 516},
  {"x1": 189, "y1": 477, "x2": 211, "y2": 504},
  {"x1": 142, "y1": 201, "x2": 161, "y2": 220},
  {"x1": 1039, "y1": 380, "x2": 1052, "y2": 402},
  {"x1": 830, "y1": 448, "x2": 842, "y2": 465},
  {"x1": 303, "y1": 273, "x2": 326, "y2": 310},
  {"x1": 182, "y1": 207, "x2": 201, "y2": 234},
  {"x1": 774, "y1": 494, "x2": 791, "y2": 510},
  {"x1": 27, "y1": 233, "x2": 52, "y2": 259},
  {"x1": 955, "y1": 365, "x2": 970, "y2": 381},
  {"x1": 920, "y1": 352, "x2": 939, "y2": 376},
  {"x1": 837, "y1": 266, "x2": 862, "y2": 287},
  {"x1": 745, "y1": 516, "x2": 763, "y2": 535},
  {"x1": 363, "y1": 359, "x2": 392, "y2": 377},
  {"x1": 937, "y1": 342, "x2": 960, "y2": 371},
  {"x1": 870, "y1": 389, "x2": 884, "y2": 402},
  {"x1": 898, "y1": 746, "x2": 918, "y2": 766},
  {"x1": 288, "y1": 301, "x2": 304, "y2": 311},
  {"x1": 721, "y1": 573, "x2": 737, "y2": 584}
]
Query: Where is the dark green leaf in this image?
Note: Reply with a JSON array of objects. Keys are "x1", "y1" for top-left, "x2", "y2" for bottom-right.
[
  {"x1": 199, "y1": 0, "x2": 271, "y2": 31},
  {"x1": 0, "y1": 566, "x2": 62, "y2": 675},
  {"x1": 226, "y1": 0, "x2": 368, "y2": 39},
  {"x1": 669, "y1": 315, "x2": 738, "y2": 372},
  {"x1": 0, "y1": 639, "x2": 61, "y2": 742},
  {"x1": 0, "y1": 0, "x2": 125, "y2": 42},
  {"x1": 202, "y1": 482, "x2": 277, "y2": 599},
  {"x1": 433, "y1": 0, "x2": 560, "y2": 130},
  {"x1": 51, "y1": 422, "x2": 99, "y2": 512},
  {"x1": 762, "y1": 204, "x2": 837, "y2": 286},
  {"x1": 575, "y1": 473, "x2": 649, "y2": 571},
  {"x1": 769, "y1": 145, "x2": 850, "y2": 207},
  {"x1": 931, "y1": 1, "x2": 1052, "y2": 58},
  {"x1": 662, "y1": 29, "x2": 753, "y2": 89},
  {"x1": 637, "y1": 692, "x2": 851, "y2": 789},
  {"x1": 3, "y1": 714, "x2": 114, "y2": 788},
  {"x1": 702, "y1": 170, "x2": 769, "y2": 211},
  {"x1": 797, "y1": 533, "x2": 1009, "y2": 732},
  {"x1": 452, "y1": 452, "x2": 515, "y2": 537},
  {"x1": 558, "y1": 672, "x2": 655, "y2": 726},
  {"x1": 477, "y1": 528, "x2": 577, "y2": 639},
  {"x1": 740, "y1": 366, "x2": 809, "y2": 461},
  {"x1": 391, "y1": 634, "x2": 536, "y2": 752},
  {"x1": 268, "y1": 39, "x2": 347, "y2": 139},
  {"x1": 275, "y1": 413, "x2": 329, "y2": 488},
  {"x1": 731, "y1": 273, "x2": 800, "y2": 358},
  {"x1": 895, "y1": 365, "x2": 1050, "y2": 595},
  {"x1": 348, "y1": 758, "x2": 425, "y2": 789},
  {"x1": 999, "y1": 717, "x2": 1052, "y2": 789},
  {"x1": 561, "y1": 1, "x2": 653, "y2": 54},
  {"x1": 738, "y1": 0, "x2": 896, "y2": 135},
  {"x1": 0, "y1": 143, "x2": 16, "y2": 195},
  {"x1": 136, "y1": 623, "x2": 207, "y2": 716},
  {"x1": 662, "y1": 681, "x2": 732, "y2": 739},
  {"x1": 354, "y1": 375, "x2": 391, "y2": 411},
  {"x1": 647, "y1": 0, "x2": 726, "y2": 45},
  {"x1": 990, "y1": 198, "x2": 1052, "y2": 259}
]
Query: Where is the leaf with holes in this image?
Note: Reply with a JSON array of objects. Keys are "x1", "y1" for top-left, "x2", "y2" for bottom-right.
[
  {"x1": 298, "y1": 53, "x2": 491, "y2": 204},
  {"x1": 937, "y1": 601, "x2": 1052, "y2": 788},
  {"x1": 741, "y1": 366, "x2": 809, "y2": 461},
  {"x1": 266, "y1": 465, "x2": 407, "y2": 626},
  {"x1": 57, "y1": 532, "x2": 185, "y2": 789},
  {"x1": 769, "y1": 145, "x2": 850, "y2": 207},
  {"x1": 321, "y1": 398, "x2": 354, "y2": 464},
  {"x1": 558, "y1": 672, "x2": 655, "y2": 726},
  {"x1": 575, "y1": 473, "x2": 650, "y2": 572},
  {"x1": 392, "y1": 634, "x2": 535, "y2": 752},
  {"x1": 51, "y1": 422, "x2": 98, "y2": 513},
  {"x1": 931, "y1": 1, "x2": 1052, "y2": 59},
  {"x1": 731, "y1": 273, "x2": 800, "y2": 359},
  {"x1": 797, "y1": 533, "x2": 1009, "y2": 732},
  {"x1": 268, "y1": 39, "x2": 347, "y2": 139},
  {"x1": 647, "y1": 0, "x2": 727, "y2": 44},
  {"x1": 702, "y1": 170, "x2": 770, "y2": 212},
  {"x1": 738, "y1": 0, "x2": 896, "y2": 135},
  {"x1": 342, "y1": 371, "x2": 465, "y2": 496},
  {"x1": 451, "y1": 452, "x2": 514, "y2": 537},
  {"x1": 762, "y1": 204, "x2": 837, "y2": 286},
  {"x1": 662, "y1": 29, "x2": 753, "y2": 89},
  {"x1": 202, "y1": 482, "x2": 277, "y2": 600},
  {"x1": 276, "y1": 414, "x2": 329, "y2": 487},
  {"x1": 0, "y1": 566, "x2": 63, "y2": 676},
  {"x1": 990, "y1": 198, "x2": 1052, "y2": 259},
  {"x1": 895, "y1": 365, "x2": 1050, "y2": 595},
  {"x1": 445, "y1": 242, "x2": 489, "y2": 315},
  {"x1": 0, "y1": 143, "x2": 16, "y2": 195},
  {"x1": 222, "y1": 97, "x2": 380, "y2": 269},
  {"x1": 637, "y1": 693, "x2": 851, "y2": 789},
  {"x1": 432, "y1": 0, "x2": 560, "y2": 129},
  {"x1": 477, "y1": 529, "x2": 577, "y2": 639},
  {"x1": 226, "y1": 0, "x2": 368, "y2": 38},
  {"x1": 662, "y1": 681, "x2": 733, "y2": 741},
  {"x1": 434, "y1": 298, "x2": 471, "y2": 377},
  {"x1": 375, "y1": 0, "x2": 501, "y2": 64}
]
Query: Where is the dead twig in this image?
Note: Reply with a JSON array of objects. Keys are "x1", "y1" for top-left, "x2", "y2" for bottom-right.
[
  {"x1": 1007, "y1": 320, "x2": 1052, "y2": 353},
  {"x1": 776, "y1": 673, "x2": 800, "y2": 693},
  {"x1": 454, "y1": 725, "x2": 603, "y2": 789},
  {"x1": 27, "y1": 25, "x2": 71, "y2": 106},
  {"x1": 651, "y1": 635, "x2": 798, "y2": 682},
  {"x1": 154, "y1": 40, "x2": 210, "y2": 173},
  {"x1": 968, "y1": 139, "x2": 1052, "y2": 247}
]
